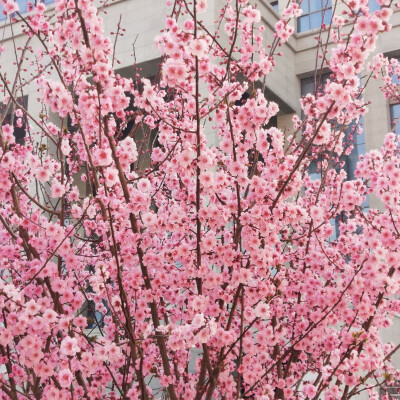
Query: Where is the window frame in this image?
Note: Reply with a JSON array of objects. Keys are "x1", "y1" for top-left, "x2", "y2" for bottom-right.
[{"x1": 297, "y1": 0, "x2": 332, "y2": 33}]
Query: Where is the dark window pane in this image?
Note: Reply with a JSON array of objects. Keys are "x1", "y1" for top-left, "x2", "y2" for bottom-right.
[
  {"x1": 270, "y1": 0, "x2": 279, "y2": 11},
  {"x1": 309, "y1": 159, "x2": 321, "y2": 180},
  {"x1": 266, "y1": 116, "x2": 278, "y2": 129},
  {"x1": 301, "y1": 76, "x2": 314, "y2": 96},
  {"x1": 301, "y1": 73, "x2": 330, "y2": 97},
  {"x1": 14, "y1": 125, "x2": 26, "y2": 145},
  {"x1": 379, "y1": 382, "x2": 400, "y2": 399}
]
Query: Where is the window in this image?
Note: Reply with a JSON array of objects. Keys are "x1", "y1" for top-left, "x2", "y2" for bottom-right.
[
  {"x1": 301, "y1": 75, "x2": 368, "y2": 182},
  {"x1": 0, "y1": 0, "x2": 54, "y2": 21},
  {"x1": 308, "y1": 154, "x2": 323, "y2": 181},
  {"x1": 301, "y1": 74, "x2": 368, "y2": 238},
  {"x1": 300, "y1": 73, "x2": 330, "y2": 97},
  {"x1": 116, "y1": 78, "x2": 160, "y2": 173},
  {"x1": 301, "y1": 73, "x2": 330, "y2": 181},
  {"x1": 247, "y1": 115, "x2": 277, "y2": 175},
  {"x1": 341, "y1": 118, "x2": 369, "y2": 210},
  {"x1": 82, "y1": 278, "x2": 108, "y2": 331},
  {"x1": 297, "y1": 0, "x2": 332, "y2": 32},
  {"x1": 0, "y1": 96, "x2": 28, "y2": 145},
  {"x1": 341, "y1": 120, "x2": 366, "y2": 181},
  {"x1": 390, "y1": 57, "x2": 400, "y2": 85},
  {"x1": 390, "y1": 103, "x2": 400, "y2": 136}
]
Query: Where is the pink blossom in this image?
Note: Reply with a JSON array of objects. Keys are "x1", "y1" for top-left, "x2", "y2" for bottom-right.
[
  {"x1": 177, "y1": 149, "x2": 195, "y2": 168},
  {"x1": 94, "y1": 147, "x2": 113, "y2": 167},
  {"x1": 0, "y1": 328, "x2": 13, "y2": 346},
  {"x1": 192, "y1": 313, "x2": 205, "y2": 329},
  {"x1": 60, "y1": 337, "x2": 80, "y2": 356},
  {"x1": 310, "y1": 205, "x2": 324, "y2": 223},
  {"x1": 104, "y1": 167, "x2": 119, "y2": 187},
  {"x1": 189, "y1": 39, "x2": 208, "y2": 58},
  {"x1": 255, "y1": 302, "x2": 270, "y2": 319},
  {"x1": 36, "y1": 168, "x2": 51, "y2": 182},
  {"x1": 43, "y1": 309, "x2": 57, "y2": 323},
  {"x1": 51, "y1": 181, "x2": 66, "y2": 198},
  {"x1": 303, "y1": 384, "x2": 317, "y2": 398},
  {"x1": 199, "y1": 171, "x2": 214, "y2": 188},
  {"x1": 2, "y1": 124, "x2": 15, "y2": 144},
  {"x1": 58, "y1": 368, "x2": 73, "y2": 388},
  {"x1": 2, "y1": 0, "x2": 19, "y2": 15},
  {"x1": 162, "y1": 58, "x2": 188, "y2": 87},
  {"x1": 196, "y1": 0, "x2": 207, "y2": 13}
]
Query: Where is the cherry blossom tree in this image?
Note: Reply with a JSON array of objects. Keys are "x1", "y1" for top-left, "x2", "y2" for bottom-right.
[{"x1": 1, "y1": 0, "x2": 400, "y2": 398}]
